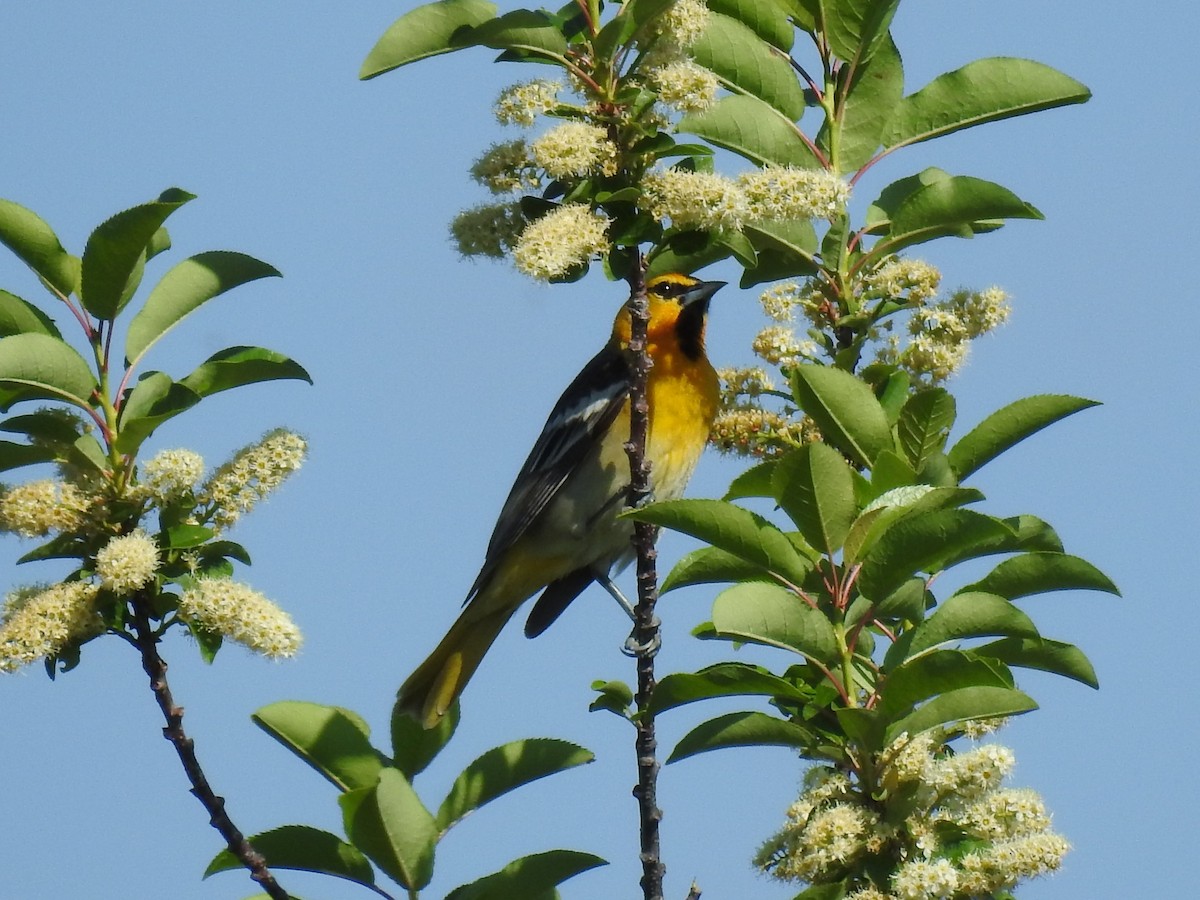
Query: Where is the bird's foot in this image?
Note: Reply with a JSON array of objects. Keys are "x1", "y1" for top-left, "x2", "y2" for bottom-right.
[{"x1": 622, "y1": 617, "x2": 662, "y2": 657}]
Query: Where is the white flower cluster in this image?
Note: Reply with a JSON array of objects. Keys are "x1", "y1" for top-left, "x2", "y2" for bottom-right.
[
  {"x1": 0, "y1": 480, "x2": 90, "y2": 537},
  {"x1": 757, "y1": 732, "x2": 1070, "y2": 898},
  {"x1": 178, "y1": 577, "x2": 302, "y2": 659},
  {"x1": 0, "y1": 582, "x2": 103, "y2": 672},
  {"x1": 512, "y1": 204, "x2": 612, "y2": 281},
  {"x1": 200, "y1": 429, "x2": 307, "y2": 531}
]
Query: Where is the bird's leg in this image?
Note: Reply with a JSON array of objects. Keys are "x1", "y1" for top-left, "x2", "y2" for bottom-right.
[{"x1": 592, "y1": 568, "x2": 661, "y2": 657}]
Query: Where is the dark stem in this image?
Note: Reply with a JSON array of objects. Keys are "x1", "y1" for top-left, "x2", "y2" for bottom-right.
[
  {"x1": 128, "y1": 599, "x2": 290, "y2": 900},
  {"x1": 623, "y1": 258, "x2": 665, "y2": 900}
]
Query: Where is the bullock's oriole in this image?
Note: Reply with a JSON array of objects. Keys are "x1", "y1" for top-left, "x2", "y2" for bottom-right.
[{"x1": 398, "y1": 273, "x2": 724, "y2": 727}]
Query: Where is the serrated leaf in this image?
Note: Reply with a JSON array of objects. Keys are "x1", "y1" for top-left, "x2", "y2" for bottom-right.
[
  {"x1": 0, "y1": 198, "x2": 79, "y2": 296},
  {"x1": 902, "y1": 591, "x2": 1039, "y2": 662},
  {"x1": 964, "y1": 551, "x2": 1119, "y2": 600},
  {"x1": 817, "y1": 33, "x2": 903, "y2": 174},
  {"x1": 125, "y1": 251, "x2": 281, "y2": 369},
  {"x1": 680, "y1": 94, "x2": 821, "y2": 168},
  {"x1": 436, "y1": 738, "x2": 593, "y2": 834},
  {"x1": 858, "y1": 509, "x2": 1013, "y2": 602},
  {"x1": 884, "y1": 686, "x2": 1036, "y2": 744},
  {"x1": 876, "y1": 649, "x2": 1013, "y2": 722},
  {"x1": 0, "y1": 290, "x2": 61, "y2": 338},
  {"x1": 708, "y1": 0, "x2": 795, "y2": 50},
  {"x1": 774, "y1": 443, "x2": 856, "y2": 554},
  {"x1": 897, "y1": 389, "x2": 956, "y2": 469},
  {"x1": 790, "y1": 364, "x2": 891, "y2": 467},
  {"x1": 693, "y1": 12, "x2": 806, "y2": 119},
  {"x1": 392, "y1": 697, "x2": 458, "y2": 779},
  {"x1": 115, "y1": 372, "x2": 202, "y2": 455},
  {"x1": 873, "y1": 175, "x2": 1042, "y2": 258},
  {"x1": 360, "y1": 0, "x2": 499, "y2": 78},
  {"x1": 178, "y1": 346, "x2": 312, "y2": 398},
  {"x1": 651, "y1": 662, "x2": 811, "y2": 713},
  {"x1": 460, "y1": 9, "x2": 569, "y2": 60},
  {"x1": 947, "y1": 394, "x2": 1098, "y2": 479},
  {"x1": 253, "y1": 701, "x2": 385, "y2": 792},
  {"x1": 625, "y1": 498, "x2": 813, "y2": 586},
  {"x1": 723, "y1": 459, "x2": 778, "y2": 500},
  {"x1": 0, "y1": 333, "x2": 98, "y2": 411},
  {"x1": 445, "y1": 850, "x2": 607, "y2": 900},
  {"x1": 711, "y1": 581, "x2": 838, "y2": 664},
  {"x1": 204, "y1": 825, "x2": 375, "y2": 887},
  {"x1": 885, "y1": 58, "x2": 1091, "y2": 150},
  {"x1": 661, "y1": 544, "x2": 776, "y2": 593},
  {"x1": 819, "y1": 0, "x2": 901, "y2": 66},
  {"x1": 340, "y1": 769, "x2": 436, "y2": 891},
  {"x1": 80, "y1": 188, "x2": 195, "y2": 320},
  {"x1": 976, "y1": 637, "x2": 1099, "y2": 689},
  {"x1": 668, "y1": 710, "x2": 816, "y2": 763}
]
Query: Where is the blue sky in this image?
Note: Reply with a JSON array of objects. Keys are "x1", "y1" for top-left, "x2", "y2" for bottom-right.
[{"x1": 0, "y1": 2, "x2": 1192, "y2": 898}]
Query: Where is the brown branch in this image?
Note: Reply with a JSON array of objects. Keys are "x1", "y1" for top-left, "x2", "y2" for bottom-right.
[
  {"x1": 623, "y1": 258, "x2": 666, "y2": 900},
  {"x1": 129, "y1": 599, "x2": 290, "y2": 900}
]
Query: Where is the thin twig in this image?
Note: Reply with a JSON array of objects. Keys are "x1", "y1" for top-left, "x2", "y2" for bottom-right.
[
  {"x1": 128, "y1": 598, "x2": 290, "y2": 900},
  {"x1": 623, "y1": 258, "x2": 665, "y2": 900}
]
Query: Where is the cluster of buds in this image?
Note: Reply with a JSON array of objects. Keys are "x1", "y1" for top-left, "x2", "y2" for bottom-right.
[
  {"x1": 757, "y1": 727, "x2": 1069, "y2": 899},
  {"x1": 0, "y1": 429, "x2": 307, "y2": 673}
]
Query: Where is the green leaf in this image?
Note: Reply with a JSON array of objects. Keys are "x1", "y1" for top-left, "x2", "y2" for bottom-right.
[
  {"x1": 773, "y1": 443, "x2": 856, "y2": 555},
  {"x1": 178, "y1": 346, "x2": 312, "y2": 399},
  {"x1": 897, "y1": 389, "x2": 956, "y2": 470},
  {"x1": 360, "y1": 0, "x2": 499, "y2": 78},
  {"x1": 864, "y1": 166, "x2": 949, "y2": 229},
  {"x1": 998, "y1": 515, "x2": 1063, "y2": 553},
  {"x1": 723, "y1": 458, "x2": 778, "y2": 500},
  {"x1": 819, "y1": 0, "x2": 901, "y2": 66},
  {"x1": 947, "y1": 394, "x2": 1098, "y2": 479},
  {"x1": 668, "y1": 710, "x2": 816, "y2": 763},
  {"x1": 0, "y1": 440, "x2": 55, "y2": 473},
  {"x1": 874, "y1": 175, "x2": 1042, "y2": 258},
  {"x1": 593, "y1": 0, "x2": 675, "y2": 57},
  {"x1": 902, "y1": 591, "x2": 1039, "y2": 661},
  {"x1": 865, "y1": 449, "x2": 917, "y2": 497},
  {"x1": 0, "y1": 333, "x2": 98, "y2": 411},
  {"x1": 253, "y1": 701, "x2": 385, "y2": 792},
  {"x1": 885, "y1": 58, "x2": 1091, "y2": 150},
  {"x1": 793, "y1": 882, "x2": 849, "y2": 900},
  {"x1": 340, "y1": 769, "x2": 436, "y2": 891},
  {"x1": 708, "y1": 0, "x2": 795, "y2": 50},
  {"x1": 445, "y1": 850, "x2": 607, "y2": 900},
  {"x1": 124, "y1": 251, "x2": 281, "y2": 369},
  {"x1": 589, "y1": 679, "x2": 634, "y2": 717},
  {"x1": 625, "y1": 498, "x2": 813, "y2": 586},
  {"x1": 817, "y1": 33, "x2": 903, "y2": 175},
  {"x1": 460, "y1": 9, "x2": 569, "y2": 60},
  {"x1": 679, "y1": 95, "x2": 821, "y2": 168},
  {"x1": 661, "y1": 544, "x2": 780, "y2": 593},
  {"x1": 876, "y1": 649, "x2": 1013, "y2": 722},
  {"x1": 884, "y1": 686, "x2": 1037, "y2": 744},
  {"x1": 164, "y1": 523, "x2": 215, "y2": 549},
  {"x1": 436, "y1": 738, "x2": 593, "y2": 834},
  {"x1": 741, "y1": 219, "x2": 820, "y2": 284},
  {"x1": 204, "y1": 825, "x2": 375, "y2": 887},
  {"x1": 115, "y1": 372, "x2": 202, "y2": 455},
  {"x1": 0, "y1": 290, "x2": 61, "y2": 338},
  {"x1": 651, "y1": 662, "x2": 811, "y2": 713},
  {"x1": 790, "y1": 364, "x2": 891, "y2": 467},
  {"x1": 693, "y1": 12, "x2": 807, "y2": 119},
  {"x1": 857, "y1": 509, "x2": 1014, "y2": 603},
  {"x1": 0, "y1": 198, "x2": 79, "y2": 296},
  {"x1": 80, "y1": 188, "x2": 195, "y2": 320},
  {"x1": 711, "y1": 581, "x2": 838, "y2": 664},
  {"x1": 392, "y1": 697, "x2": 458, "y2": 779},
  {"x1": 964, "y1": 551, "x2": 1119, "y2": 600},
  {"x1": 977, "y1": 637, "x2": 1099, "y2": 689}
]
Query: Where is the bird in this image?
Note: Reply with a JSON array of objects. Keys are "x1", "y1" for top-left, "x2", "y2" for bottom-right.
[{"x1": 397, "y1": 273, "x2": 725, "y2": 728}]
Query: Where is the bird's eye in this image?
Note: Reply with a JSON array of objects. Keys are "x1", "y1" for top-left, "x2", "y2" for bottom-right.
[{"x1": 653, "y1": 280, "x2": 685, "y2": 298}]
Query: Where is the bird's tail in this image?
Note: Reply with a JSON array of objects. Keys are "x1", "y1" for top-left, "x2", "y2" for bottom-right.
[{"x1": 397, "y1": 604, "x2": 515, "y2": 729}]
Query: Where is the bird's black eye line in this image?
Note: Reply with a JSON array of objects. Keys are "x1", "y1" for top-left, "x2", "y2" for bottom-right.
[{"x1": 652, "y1": 280, "x2": 686, "y2": 299}]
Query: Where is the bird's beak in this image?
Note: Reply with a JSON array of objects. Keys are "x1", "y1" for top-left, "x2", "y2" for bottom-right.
[{"x1": 681, "y1": 279, "x2": 726, "y2": 309}]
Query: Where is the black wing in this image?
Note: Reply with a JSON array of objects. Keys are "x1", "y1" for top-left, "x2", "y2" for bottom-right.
[{"x1": 466, "y1": 343, "x2": 629, "y2": 599}]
